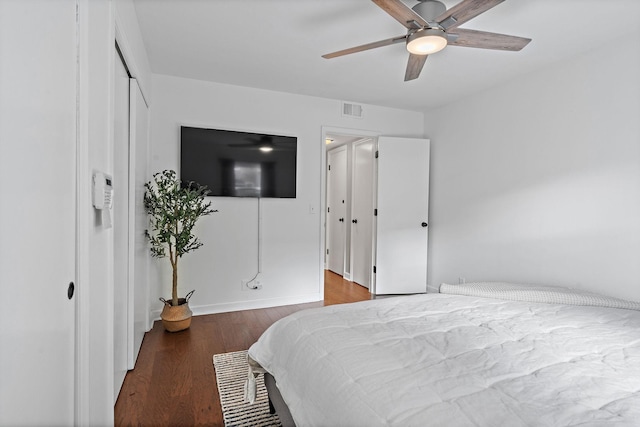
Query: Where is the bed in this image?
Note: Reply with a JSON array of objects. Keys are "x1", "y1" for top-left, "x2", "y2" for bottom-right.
[{"x1": 246, "y1": 282, "x2": 640, "y2": 426}]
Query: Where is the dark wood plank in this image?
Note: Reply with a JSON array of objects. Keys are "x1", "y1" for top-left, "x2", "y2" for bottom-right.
[{"x1": 114, "y1": 270, "x2": 370, "y2": 426}]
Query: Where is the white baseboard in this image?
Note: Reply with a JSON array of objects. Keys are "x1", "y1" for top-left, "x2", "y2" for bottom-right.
[{"x1": 150, "y1": 292, "x2": 323, "y2": 322}]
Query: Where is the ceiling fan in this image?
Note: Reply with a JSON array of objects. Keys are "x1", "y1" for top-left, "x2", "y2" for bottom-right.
[{"x1": 322, "y1": 0, "x2": 531, "y2": 81}]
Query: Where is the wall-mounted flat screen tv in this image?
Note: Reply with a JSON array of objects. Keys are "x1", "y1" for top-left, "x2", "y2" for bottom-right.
[{"x1": 180, "y1": 126, "x2": 297, "y2": 198}]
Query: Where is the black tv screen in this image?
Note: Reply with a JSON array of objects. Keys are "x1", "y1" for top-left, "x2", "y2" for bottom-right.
[{"x1": 180, "y1": 126, "x2": 297, "y2": 198}]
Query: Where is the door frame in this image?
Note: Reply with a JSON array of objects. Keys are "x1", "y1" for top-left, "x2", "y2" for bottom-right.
[
  {"x1": 320, "y1": 126, "x2": 379, "y2": 296},
  {"x1": 75, "y1": 9, "x2": 152, "y2": 424}
]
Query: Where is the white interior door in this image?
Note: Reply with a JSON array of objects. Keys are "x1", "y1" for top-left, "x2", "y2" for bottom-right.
[
  {"x1": 128, "y1": 78, "x2": 150, "y2": 369},
  {"x1": 350, "y1": 139, "x2": 375, "y2": 288},
  {"x1": 0, "y1": 1, "x2": 76, "y2": 425},
  {"x1": 113, "y1": 50, "x2": 130, "y2": 401},
  {"x1": 327, "y1": 146, "x2": 347, "y2": 275},
  {"x1": 374, "y1": 137, "x2": 430, "y2": 295}
]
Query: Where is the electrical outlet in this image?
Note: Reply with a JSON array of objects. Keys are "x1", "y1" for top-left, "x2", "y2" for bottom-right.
[{"x1": 458, "y1": 277, "x2": 466, "y2": 284}]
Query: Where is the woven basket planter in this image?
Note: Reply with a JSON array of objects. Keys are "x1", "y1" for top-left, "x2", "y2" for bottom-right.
[{"x1": 160, "y1": 290, "x2": 194, "y2": 332}]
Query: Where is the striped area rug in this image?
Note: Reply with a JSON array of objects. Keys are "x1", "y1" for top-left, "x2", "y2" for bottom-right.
[{"x1": 213, "y1": 350, "x2": 282, "y2": 427}]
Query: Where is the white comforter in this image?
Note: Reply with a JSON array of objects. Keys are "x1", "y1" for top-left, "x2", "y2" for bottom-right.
[{"x1": 248, "y1": 290, "x2": 640, "y2": 426}]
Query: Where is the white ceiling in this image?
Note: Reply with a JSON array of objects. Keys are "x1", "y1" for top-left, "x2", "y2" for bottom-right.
[{"x1": 134, "y1": 0, "x2": 640, "y2": 112}]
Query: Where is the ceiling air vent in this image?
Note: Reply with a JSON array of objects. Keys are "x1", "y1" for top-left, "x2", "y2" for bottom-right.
[{"x1": 341, "y1": 102, "x2": 363, "y2": 119}]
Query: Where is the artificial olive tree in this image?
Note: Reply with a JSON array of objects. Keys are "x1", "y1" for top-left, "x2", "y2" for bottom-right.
[{"x1": 144, "y1": 170, "x2": 216, "y2": 306}]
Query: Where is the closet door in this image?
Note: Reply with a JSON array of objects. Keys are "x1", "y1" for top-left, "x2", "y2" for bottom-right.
[
  {"x1": 326, "y1": 146, "x2": 347, "y2": 275},
  {"x1": 374, "y1": 137, "x2": 430, "y2": 295},
  {"x1": 113, "y1": 49, "x2": 130, "y2": 401},
  {"x1": 0, "y1": 2, "x2": 77, "y2": 424},
  {"x1": 128, "y1": 78, "x2": 150, "y2": 369},
  {"x1": 350, "y1": 139, "x2": 375, "y2": 289}
]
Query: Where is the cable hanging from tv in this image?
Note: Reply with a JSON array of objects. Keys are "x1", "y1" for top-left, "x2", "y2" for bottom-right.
[{"x1": 245, "y1": 197, "x2": 263, "y2": 290}]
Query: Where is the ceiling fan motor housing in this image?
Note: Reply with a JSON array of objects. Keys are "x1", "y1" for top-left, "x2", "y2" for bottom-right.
[{"x1": 412, "y1": 0, "x2": 446, "y2": 22}]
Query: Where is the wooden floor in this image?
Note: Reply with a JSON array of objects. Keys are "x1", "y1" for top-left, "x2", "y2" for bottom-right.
[{"x1": 115, "y1": 270, "x2": 370, "y2": 426}]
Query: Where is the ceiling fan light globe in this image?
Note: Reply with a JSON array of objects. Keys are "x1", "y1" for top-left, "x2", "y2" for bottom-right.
[{"x1": 406, "y1": 29, "x2": 447, "y2": 55}]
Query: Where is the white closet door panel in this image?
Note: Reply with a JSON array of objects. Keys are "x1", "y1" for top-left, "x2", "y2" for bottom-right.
[
  {"x1": 128, "y1": 78, "x2": 150, "y2": 370},
  {"x1": 375, "y1": 137, "x2": 430, "y2": 294},
  {"x1": 113, "y1": 50, "x2": 130, "y2": 402},
  {"x1": 327, "y1": 146, "x2": 347, "y2": 275},
  {"x1": 0, "y1": 1, "x2": 76, "y2": 425},
  {"x1": 351, "y1": 139, "x2": 375, "y2": 288}
]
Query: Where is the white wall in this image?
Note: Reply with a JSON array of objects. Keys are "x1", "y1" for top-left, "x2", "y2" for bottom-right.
[
  {"x1": 149, "y1": 74, "x2": 424, "y2": 315},
  {"x1": 425, "y1": 30, "x2": 640, "y2": 301}
]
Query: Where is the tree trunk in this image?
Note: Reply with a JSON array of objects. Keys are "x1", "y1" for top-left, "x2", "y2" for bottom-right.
[{"x1": 172, "y1": 257, "x2": 178, "y2": 306}]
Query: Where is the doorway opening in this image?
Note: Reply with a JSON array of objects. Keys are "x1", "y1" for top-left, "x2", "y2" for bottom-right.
[{"x1": 322, "y1": 128, "x2": 379, "y2": 294}]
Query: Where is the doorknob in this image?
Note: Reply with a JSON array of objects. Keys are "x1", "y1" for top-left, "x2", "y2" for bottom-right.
[
  {"x1": 352, "y1": 219, "x2": 358, "y2": 224},
  {"x1": 421, "y1": 222, "x2": 428, "y2": 228},
  {"x1": 339, "y1": 218, "x2": 344, "y2": 222}
]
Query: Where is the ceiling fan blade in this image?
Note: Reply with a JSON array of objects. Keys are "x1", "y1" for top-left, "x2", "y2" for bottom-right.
[
  {"x1": 372, "y1": 0, "x2": 428, "y2": 29},
  {"x1": 448, "y1": 28, "x2": 531, "y2": 51},
  {"x1": 322, "y1": 35, "x2": 406, "y2": 59},
  {"x1": 436, "y1": 0, "x2": 504, "y2": 30},
  {"x1": 404, "y1": 53, "x2": 428, "y2": 81}
]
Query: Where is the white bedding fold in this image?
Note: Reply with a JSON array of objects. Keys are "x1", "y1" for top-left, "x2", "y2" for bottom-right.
[{"x1": 440, "y1": 281, "x2": 640, "y2": 311}]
